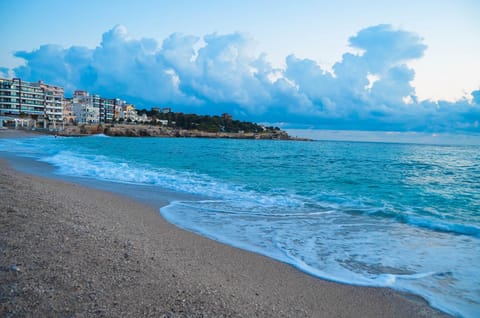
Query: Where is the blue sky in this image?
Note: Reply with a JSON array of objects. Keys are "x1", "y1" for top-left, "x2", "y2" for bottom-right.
[{"x1": 1, "y1": 0, "x2": 479, "y2": 134}]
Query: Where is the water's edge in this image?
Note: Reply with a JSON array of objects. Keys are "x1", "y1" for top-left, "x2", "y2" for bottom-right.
[{"x1": 0, "y1": 151, "x2": 454, "y2": 317}]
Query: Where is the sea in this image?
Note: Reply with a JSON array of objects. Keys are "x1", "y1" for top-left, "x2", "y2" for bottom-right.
[{"x1": 1, "y1": 134, "x2": 479, "y2": 317}]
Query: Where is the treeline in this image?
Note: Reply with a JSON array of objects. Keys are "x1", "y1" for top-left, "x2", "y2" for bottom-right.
[{"x1": 137, "y1": 109, "x2": 280, "y2": 133}]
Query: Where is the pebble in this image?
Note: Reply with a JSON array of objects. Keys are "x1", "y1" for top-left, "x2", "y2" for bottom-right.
[{"x1": 9, "y1": 265, "x2": 22, "y2": 272}]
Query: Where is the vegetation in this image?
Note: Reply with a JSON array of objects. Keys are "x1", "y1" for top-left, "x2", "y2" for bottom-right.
[{"x1": 137, "y1": 109, "x2": 281, "y2": 134}]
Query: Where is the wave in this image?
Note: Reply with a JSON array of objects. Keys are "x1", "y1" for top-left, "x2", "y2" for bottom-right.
[
  {"x1": 173, "y1": 200, "x2": 338, "y2": 217},
  {"x1": 357, "y1": 206, "x2": 480, "y2": 238},
  {"x1": 401, "y1": 214, "x2": 480, "y2": 238},
  {"x1": 40, "y1": 150, "x2": 480, "y2": 239},
  {"x1": 40, "y1": 150, "x2": 304, "y2": 207},
  {"x1": 0, "y1": 135, "x2": 53, "y2": 157}
]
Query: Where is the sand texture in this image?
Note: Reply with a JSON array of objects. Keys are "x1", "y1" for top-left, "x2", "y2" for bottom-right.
[{"x1": 0, "y1": 159, "x2": 451, "y2": 317}]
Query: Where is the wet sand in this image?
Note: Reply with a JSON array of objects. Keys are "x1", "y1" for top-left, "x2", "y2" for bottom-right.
[{"x1": 0, "y1": 129, "x2": 451, "y2": 317}]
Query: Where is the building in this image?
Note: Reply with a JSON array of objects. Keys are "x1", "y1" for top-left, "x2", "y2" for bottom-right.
[
  {"x1": 138, "y1": 113, "x2": 148, "y2": 122},
  {"x1": 72, "y1": 90, "x2": 99, "y2": 124},
  {"x1": 99, "y1": 98, "x2": 114, "y2": 123},
  {"x1": 113, "y1": 98, "x2": 126, "y2": 121},
  {"x1": 62, "y1": 97, "x2": 76, "y2": 124},
  {"x1": 69, "y1": 92, "x2": 114, "y2": 124},
  {"x1": 152, "y1": 107, "x2": 171, "y2": 114},
  {"x1": 1, "y1": 77, "x2": 134, "y2": 127},
  {"x1": 0, "y1": 78, "x2": 44, "y2": 117},
  {"x1": 222, "y1": 113, "x2": 232, "y2": 121},
  {"x1": 124, "y1": 104, "x2": 138, "y2": 122},
  {"x1": 36, "y1": 80, "x2": 63, "y2": 125},
  {"x1": 0, "y1": 78, "x2": 64, "y2": 127},
  {"x1": 92, "y1": 94, "x2": 101, "y2": 120},
  {"x1": 112, "y1": 100, "x2": 139, "y2": 122}
]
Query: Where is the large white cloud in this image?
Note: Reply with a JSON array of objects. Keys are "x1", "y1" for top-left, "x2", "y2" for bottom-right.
[{"x1": 8, "y1": 24, "x2": 480, "y2": 132}]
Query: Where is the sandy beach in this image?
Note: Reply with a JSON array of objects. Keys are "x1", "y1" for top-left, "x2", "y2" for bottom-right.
[{"x1": 0, "y1": 131, "x2": 451, "y2": 317}]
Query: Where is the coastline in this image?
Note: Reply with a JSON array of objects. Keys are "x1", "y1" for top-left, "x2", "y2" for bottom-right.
[
  {"x1": 61, "y1": 124, "x2": 311, "y2": 140},
  {"x1": 1, "y1": 125, "x2": 311, "y2": 140},
  {"x1": 0, "y1": 131, "x2": 451, "y2": 317}
]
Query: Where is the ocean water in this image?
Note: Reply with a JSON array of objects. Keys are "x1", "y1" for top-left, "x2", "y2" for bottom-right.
[{"x1": 1, "y1": 134, "x2": 479, "y2": 317}]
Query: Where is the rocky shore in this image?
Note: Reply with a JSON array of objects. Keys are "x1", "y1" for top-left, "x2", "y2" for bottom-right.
[{"x1": 56, "y1": 124, "x2": 310, "y2": 140}]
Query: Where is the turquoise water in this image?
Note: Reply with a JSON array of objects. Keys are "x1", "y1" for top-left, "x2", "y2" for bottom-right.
[{"x1": 1, "y1": 135, "x2": 479, "y2": 317}]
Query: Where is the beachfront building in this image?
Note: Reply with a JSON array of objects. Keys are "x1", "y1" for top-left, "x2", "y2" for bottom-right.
[
  {"x1": 113, "y1": 98, "x2": 126, "y2": 121},
  {"x1": 36, "y1": 80, "x2": 63, "y2": 126},
  {"x1": 62, "y1": 97, "x2": 76, "y2": 124},
  {"x1": 124, "y1": 104, "x2": 139, "y2": 122},
  {"x1": 69, "y1": 92, "x2": 114, "y2": 124},
  {"x1": 1, "y1": 77, "x2": 135, "y2": 127},
  {"x1": 112, "y1": 99, "x2": 139, "y2": 122},
  {"x1": 72, "y1": 90, "x2": 99, "y2": 124},
  {"x1": 0, "y1": 78, "x2": 63, "y2": 128},
  {"x1": 99, "y1": 98, "x2": 114, "y2": 123},
  {"x1": 92, "y1": 94, "x2": 101, "y2": 121}
]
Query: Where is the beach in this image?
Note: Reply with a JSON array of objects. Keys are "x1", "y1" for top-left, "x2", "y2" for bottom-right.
[{"x1": 0, "y1": 131, "x2": 451, "y2": 317}]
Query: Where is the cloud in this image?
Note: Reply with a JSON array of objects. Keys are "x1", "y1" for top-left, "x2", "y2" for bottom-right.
[
  {"x1": 5, "y1": 24, "x2": 479, "y2": 133},
  {"x1": 348, "y1": 24, "x2": 427, "y2": 73}
]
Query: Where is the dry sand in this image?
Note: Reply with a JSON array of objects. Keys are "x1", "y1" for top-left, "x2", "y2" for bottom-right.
[{"x1": 0, "y1": 132, "x2": 451, "y2": 317}]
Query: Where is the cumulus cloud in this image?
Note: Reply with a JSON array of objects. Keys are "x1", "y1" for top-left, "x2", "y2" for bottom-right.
[
  {"x1": 348, "y1": 24, "x2": 427, "y2": 73},
  {"x1": 6, "y1": 24, "x2": 480, "y2": 132}
]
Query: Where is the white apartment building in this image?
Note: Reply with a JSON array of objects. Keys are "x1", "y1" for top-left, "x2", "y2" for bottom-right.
[
  {"x1": 72, "y1": 90, "x2": 99, "y2": 124},
  {"x1": 36, "y1": 80, "x2": 63, "y2": 123}
]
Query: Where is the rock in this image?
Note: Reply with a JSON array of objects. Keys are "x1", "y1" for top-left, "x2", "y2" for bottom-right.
[{"x1": 9, "y1": 265, "x2": 22, "y2": 272}]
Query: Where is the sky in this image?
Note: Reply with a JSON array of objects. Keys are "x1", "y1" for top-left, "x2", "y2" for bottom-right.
[{"x1": 1, "y1": 0, "x2": 479, "y2": 134}]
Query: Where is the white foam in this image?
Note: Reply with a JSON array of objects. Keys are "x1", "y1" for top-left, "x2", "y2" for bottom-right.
[
  {"x1": 40, "y1": 150, "x2": 308, "y2": 210},
  {"x1": 161, "y1": 199, "x2": 480, "y2": 318}
]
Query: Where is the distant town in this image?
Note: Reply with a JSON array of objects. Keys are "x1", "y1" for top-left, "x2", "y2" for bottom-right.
[
  {"x1": 0, "y1": 77, "x2": 307, "y2": 140},
  {"x1": 0, "y1": 77, "x2": 175, "y2": 129}
]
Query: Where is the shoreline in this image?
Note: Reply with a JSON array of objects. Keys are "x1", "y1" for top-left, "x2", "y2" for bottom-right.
[
  {"x1": 1, "y1": 125, "x2": 311, "y2": 141},
  {"x1": 0, "y1": 131, "x2": 451, "y2": 317}
]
